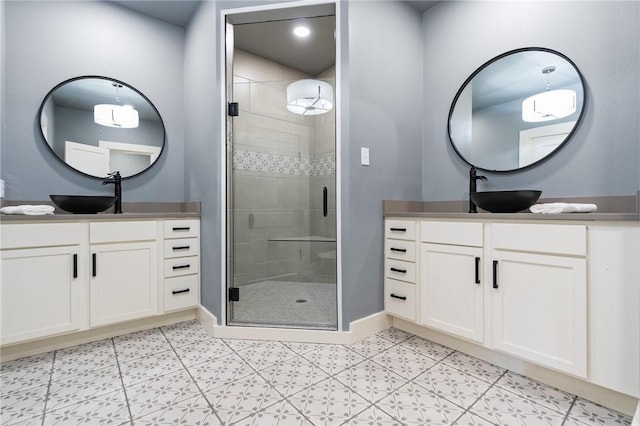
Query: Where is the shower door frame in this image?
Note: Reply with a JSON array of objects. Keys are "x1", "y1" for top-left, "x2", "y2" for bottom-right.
[{"x1": 219, "y1": 0, "x2": 343, "y2": 331}]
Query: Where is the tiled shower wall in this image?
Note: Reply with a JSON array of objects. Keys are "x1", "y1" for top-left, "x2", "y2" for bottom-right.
[{"x1": 232, "y1": 50, "x2": 336, "y2": 286}]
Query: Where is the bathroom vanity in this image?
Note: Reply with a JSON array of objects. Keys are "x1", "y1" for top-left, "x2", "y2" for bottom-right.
[
  {"x1": 0, "y1": 211, "x2": 200, "y2": 349},
  {"x1": 383, "y1": 201, "x2": 639, "y2": 405}
]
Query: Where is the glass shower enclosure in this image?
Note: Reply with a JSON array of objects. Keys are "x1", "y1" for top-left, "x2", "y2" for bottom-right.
[{"x1": 226, "y1": 7, "x2": 337, "y2": 330}]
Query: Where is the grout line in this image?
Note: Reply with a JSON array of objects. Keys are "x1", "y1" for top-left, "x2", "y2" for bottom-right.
[
  {"x1": 449, "y1": 368, "x2": 508, "y2": 425},
  {"x1": 39, "y1": 351, "x2": 56, "y2": 426},
  {"x1": 112, "y1": 337, "x2": 134, "y2": 425},
  {"x1": 561, "y1": 395, "x2": 579, "y2": 425}
]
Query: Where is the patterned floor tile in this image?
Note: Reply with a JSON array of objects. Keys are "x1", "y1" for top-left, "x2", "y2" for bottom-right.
[
  {"x1": 288, "y1": 377, "x2": 370, "y2": 426},
  {"x1": 230, "y1": 399, "x2": 313, "y2": 426},
  {"x1": 282, "y1": 341, "x2": 327, "y2": 356},
  {"x1": 399, "y1": 336, "x2": 455, "y2": 361},
  {"x1": 344, "y1": 405, "x2": 401, "y2": 425},
  {"x1": 376, "y1": 382, "x2": 465, "y2": 425},
  {"x1": 1, "y1": 414, "x2": 44, "y2": 426},
  {"x1": 160, "y1": 320, "x2": 212, "y2": 348},
  {"x1": 1, "y1": 352, "x2": 54, "y2": 370},
  {"x1": 370, "y1": 344, "x2": 436, "y2": 379},
  {"x1": 187, "y1": 352, "x2": 252, "y2": 392},
  {"x1": 173, "y1": 338, "x2": 233, "y2": 367},
  {"x1": 567, "y1": 397, "x2": 632, "y2": 425},
  {"x1": 495, "y1": 370, "x2": 575, "y2": 414},
  {"x1": 259, "y1": 355, "x2": 330, "y2": 397},
  {"x1": 204, "y1": 372, "x2": 283, "y2": 425},
  {"x1": 127, "y1": 369, "x2": 201, "y2": 420},
  {"x1": 442, "y1": 352, "x2": 506, "y2": 383},
  {"x1": 0, "y1": 361, "x2": 52, "y2": 394},
  {"x1": 334, "y1": 359, "x2": 407, "y2": 403},
  {"x1": 51, "y1": 347, "x2": 118, "y2": 381},
  {"x1": 119, "y1": 349, "x2": 184, "y2": 387},
  {"x1": 375, "y1": 327, "x2": 414, "y2": 344},
  {"x1": 42, "y1": 389, "x2": 130, "y2": 425},
  {"x1": 133, "y1": 395, "x2": 221, "y2": 425},
  {"x1": 469, "y1": 386, "x2": 565, "y2": 425},
  {"x1": 301, "y1": 344, "x2": 365, "y2": 376},
  {"x1": 113, "y1": 328, "x2": 172, "y2": 361},
  {"x1": 452, "y1": 411, "x2": 496, "y2": 425},
  {"x1": 348, "y1": 335, "x2": 396, "y2": 358},
  {"x1": 235, "y1": 341, "x2": 296, "y2": 371},
  {"x1": 54, "y1": 338, "x2": 113, "y2": 359},
  {"x1": 222, "y1": 338, "x2": 262, "y2": 353},
  {"x1": 413, "y1": 363, "x2": 492, "y2": 409},
  {"x1": 0, "y1": 384, "x2": 48, "y2": 426},
  {"x1": 46, "y1": 366, "x2": 123, "y2": 413}
]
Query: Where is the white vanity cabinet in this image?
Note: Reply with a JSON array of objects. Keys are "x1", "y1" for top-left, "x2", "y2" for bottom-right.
[
  {"x1": 89, "y1": 221, "x2": 159, "y2": 327},
  {"x1": 490, "y1": 223, "x2": 587, "y2": 378},
  {"x1": 383, "y1": 220, "x2": 417, "y2": 321},
  {"x1": 419, "y1": 221, "x2": 484, "y2": 343},
  {"x1": 1, "y1": 223, "x2": 87, "y2": 345},
  {"x1": 162, "y1": 220, "x2": 200, "y2": 312}
]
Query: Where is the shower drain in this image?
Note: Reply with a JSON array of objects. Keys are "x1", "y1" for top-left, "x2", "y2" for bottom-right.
[{"x1": 296, "y1": 299, "x2": 307, "y2": 303}]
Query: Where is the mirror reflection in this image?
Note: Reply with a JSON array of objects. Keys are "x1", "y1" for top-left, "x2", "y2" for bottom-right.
[
  {"x1": 39, "y1": 76, "x2": 165, "y2": 179},
  {"x1": 448, "y1": 48, "x2": 585, "y2": 172}
]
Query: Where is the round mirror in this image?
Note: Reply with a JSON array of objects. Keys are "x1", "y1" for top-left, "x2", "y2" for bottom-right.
[
  {"x1": 448, "y1": 47, "x2": 585, "y2": 172},
  {"x1": 38, "y1": 76, "x2": 165, "y2": 179}
]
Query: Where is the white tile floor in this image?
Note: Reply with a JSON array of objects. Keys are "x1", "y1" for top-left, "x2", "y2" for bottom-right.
[{"x1": 0, "y1": 320, "x2": 632, "y2": 425}]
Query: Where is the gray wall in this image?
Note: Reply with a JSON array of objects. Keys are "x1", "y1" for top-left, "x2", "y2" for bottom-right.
[
  {"x1": 422, "y1": 1, "x2": 640, "y2": 201},
  {"x1": 2, "y1": 1, "x2": 185, "y2": 201}
]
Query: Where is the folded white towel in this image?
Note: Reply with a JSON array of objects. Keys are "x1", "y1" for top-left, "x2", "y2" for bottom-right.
[
  {"x1": 530, "y1": 203, "x2": 598, "y2": 214},
  {"x1": 0, "y1": 205, "x2": 55, "y2": 215}
]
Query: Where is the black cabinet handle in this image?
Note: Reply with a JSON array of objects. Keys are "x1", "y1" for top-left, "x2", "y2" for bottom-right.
[
  {"x1": 172, "y1": 246, "x2": 190, "y2": 251},
  {"x1": 172, "y1": 288, "x2": 191, "y2": 295},
  {"x1": 323, "y1": 186, "x2": 328, "y2": 217},
  {"x1": 390, "y1": 267, "x2": 406, "y2": 274},
  {"x1": 73, "y1": 254, "x2": 78, "y2": 278},
  {"x1": 172, "y1": 227, "x2": 190, "y2": 231},
  {"x1": 172, "y1": 264, "x2": 191, "y2": 270},
  {"x1": 390, "y1": 227, "x2": 406, "y2": 232},
  {"x1": 92, "y1": 253, "x2": 97, "y2": 277},
  {"x1": 475, "y1": 256, "x2": 480, "y2": 284},
  {"x1": 390, "y1": 293, "x2": 407, "y2": 301},
  {"x1": 390, "y1": 247, "x2": 407, "y2": 253},
  {"x1": 493, "y1": 260, "x2": 499, "y2": 289}
]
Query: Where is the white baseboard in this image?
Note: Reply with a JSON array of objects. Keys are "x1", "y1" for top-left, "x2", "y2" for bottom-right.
[
  {"x1": 393, "y1": 317, "x2": 639, "y2": 417},
  {"x1": 349, "y1": 311, "x2": 392, "y2": 342}
]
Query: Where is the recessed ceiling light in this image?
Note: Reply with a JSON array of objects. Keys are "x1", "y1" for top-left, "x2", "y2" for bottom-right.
[{"x1": 293, "y1": 26, "x2": 310, "y2": 37}]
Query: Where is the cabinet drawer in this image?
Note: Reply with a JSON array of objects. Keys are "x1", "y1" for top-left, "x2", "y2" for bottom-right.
[
  {"x1": 385, "y1": 239, "x2": 416, "y2": 262},
  {"x1": 163, "y1": 238, "x2": 199, "y2": 259},
  {"x1": 90, "y1": 221, "x2": 157, "y2": 243},
  {"x1": 385, "y1": 259, "x2": 416, "y2": 283},
  {"x1": 421, "y1": 221, "x2": 483, "y2": 247},
  {"x1": 492, "y1": 223, "x2": 586, "y2": 256},
  {"x1": 164, "y1": 256, "x2": 199, "y2": 277},
  {"x1": 164, "y1": 220, "x2": 199, "y2": 239},
  {"x1": 164, "y1": 275, "x2": 200, "y2": 312},
  {"x1": 1, "y1": 223, "x2": 83, "y2": 249},
  {"x1": 385, "y1": 278, "x2": 416, "y2": 321},
  {"x1": 385, "y1": 220, "x2": 416, "y2": 241}
]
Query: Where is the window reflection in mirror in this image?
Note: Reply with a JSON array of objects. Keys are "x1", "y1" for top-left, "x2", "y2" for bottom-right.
[
  {"x1": 39, "y1": 76, "x2": 165, "y2": 179},
  {"x1": 448, "y1": 48, "x2": 585, "y2": 172}
]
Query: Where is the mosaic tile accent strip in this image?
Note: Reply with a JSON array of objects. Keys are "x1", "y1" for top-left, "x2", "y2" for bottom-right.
[{"x1": 233, "y1": 150, "x2": 335, "y2": 176}]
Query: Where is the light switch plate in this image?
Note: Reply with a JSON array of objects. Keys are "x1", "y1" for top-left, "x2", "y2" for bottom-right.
[{"x1": 361, "y1": 147, "x2": 370, "y2": 166}]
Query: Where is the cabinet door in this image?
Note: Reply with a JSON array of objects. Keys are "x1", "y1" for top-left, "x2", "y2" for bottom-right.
[
  {"x1": 1, "y1": 246, "x2": 83, "y2": 344},
  {"x1": 420, "y1": 243, "x2": 483, "y2": 343},
  {"x1": 491, "y1": 250, "x2": 587, "y2": 377},
  {"x1": 90, "y1": 242, "x2": 158, "y2": 327}
]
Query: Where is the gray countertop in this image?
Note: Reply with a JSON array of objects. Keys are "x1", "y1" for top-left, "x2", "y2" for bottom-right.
[{"x1": 384, "y1": 211, "x2": 639, "y2": 222}]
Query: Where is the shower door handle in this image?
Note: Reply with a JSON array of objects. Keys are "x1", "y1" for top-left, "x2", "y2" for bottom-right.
[{"x1": 323, "y1": 187, "x2": 328, "y2": 217}]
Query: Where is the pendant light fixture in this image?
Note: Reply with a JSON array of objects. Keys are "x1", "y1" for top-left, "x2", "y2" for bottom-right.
[
  {"x1": 522, "y1": 66, "x2": 576, "y2": 122},
  {"x1": 286, "y1": 79, "x2": 333, "y2": 115},
  {"x1": 94, "y1": 83, "x2": 139, "y2": 128}
]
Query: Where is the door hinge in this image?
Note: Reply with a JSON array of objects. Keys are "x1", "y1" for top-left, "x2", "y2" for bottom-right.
[
  {"x1": 228, "y1": 102, "x2": 239, "y2": 117},
  {"x1": 228, "y1": 287, "x2": 240, "y2": 302}
]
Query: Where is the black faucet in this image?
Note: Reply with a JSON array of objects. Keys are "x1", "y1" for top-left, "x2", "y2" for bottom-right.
[
  {"x1": 102, "y1": 171, "x2": 122, "y2": 214},
  {"x1": 469, "y1": 166, "x2": 487, "y2": 213}
]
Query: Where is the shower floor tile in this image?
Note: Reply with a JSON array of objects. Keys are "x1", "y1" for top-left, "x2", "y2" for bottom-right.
[{"x1": 0, "y1": 320, "x2": 633, "y2": 426}]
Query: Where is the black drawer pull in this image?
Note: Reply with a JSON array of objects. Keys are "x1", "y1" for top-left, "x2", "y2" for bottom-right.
[
  {"x1": 475, "y1": 256, "x2": 480, "y2": 284},
  {"x1": 390, "y1": 248, "x2": 407, "y2": 253},
  {"x1": 172, "y1": 288, "x2": 191, "y2": 295},
  {"x1": 172, "y1": 246, "x2": 191, "y2": 251},
  {"x1": 73, "y1": 254, "x2": 78, "y2": 278},
  {"x1": 172, "y1": 227, "x2": 190, "y2": 231},
  {"x1": 390, "y1": 267, "x2": 406, "y2": 274},
  {"x1": 172, "y1": 264, "x2": 191, "y2": 270},
  {"x1": 390, "y1": 293, "x2": 407, "y2": 301},
  {"x1": 92, "y1": 253, "x2": 97, "y2": 277},
  {"x1": 390, "y1": 227, "x2": 406, "y2": 232},
  {"x1": 493, "y1": 260, "x2": 499, "y2": 289}
]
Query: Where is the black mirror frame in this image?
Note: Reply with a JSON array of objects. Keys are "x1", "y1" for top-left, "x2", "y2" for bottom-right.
[
  {"x1": 38, "y1": 75, "x2": 166, "y2": 180},
  {"x1": 447, "y1": 47, "x2": 587, "y2": 173}
]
